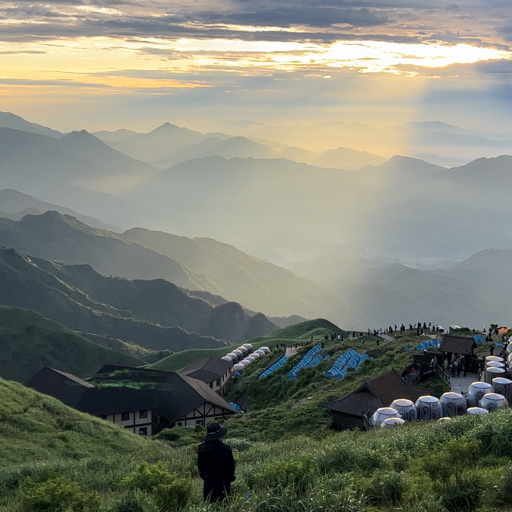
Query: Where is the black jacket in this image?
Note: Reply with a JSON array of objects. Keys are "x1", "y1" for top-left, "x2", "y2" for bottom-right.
[{"x1": 198, "y1": 440, "x2": 236, "y2": 483}]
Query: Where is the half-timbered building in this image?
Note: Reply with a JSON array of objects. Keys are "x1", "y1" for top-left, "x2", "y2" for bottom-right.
[
  {"x1": 180, "y1": 356, "x2": 232, "y2": 395},
  {"x1": 26, "y1": 365, "x2": 235, "y2": 436}
]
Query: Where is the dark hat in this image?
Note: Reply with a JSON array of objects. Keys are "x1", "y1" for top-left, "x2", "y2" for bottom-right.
[{"x1": 204, "y1": 422, "x2": 227, "y2": 441}]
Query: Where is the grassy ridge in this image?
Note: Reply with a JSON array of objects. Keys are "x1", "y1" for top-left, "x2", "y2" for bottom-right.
[
  {"x1": 2, "y1": 371, "x2": 512, "y2": 511},
  {"x1": 149, "y1": 318, "x2": 344, "y2": 373},
  {"x1": 0, "y1": 306, "x2": 143, "y2": 383},
  {"x1": 220, "y1": 330, "x2": 445, "y2": 440}
]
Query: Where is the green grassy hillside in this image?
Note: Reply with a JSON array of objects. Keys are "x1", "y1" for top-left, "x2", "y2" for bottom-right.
[
  {"x1": 0, "y1": 306, "x2": 143, "y2": 383},
  {"x1": 0, "y1": 245, "x2": 271, "y2": 350},
  {"x1": 2, "y1": 367, "x2": 512, "y2": 511},
  {"x1": 219, "y1": 329, "x2": 444, "y2": 441},
  {"x1": 149, "y1": 318, "x2": 345, "y2": 373}
]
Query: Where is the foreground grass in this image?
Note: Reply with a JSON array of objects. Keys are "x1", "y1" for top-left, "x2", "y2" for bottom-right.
[{"x1": 4, "y1": 387, "x2": 512, "y2": 512}]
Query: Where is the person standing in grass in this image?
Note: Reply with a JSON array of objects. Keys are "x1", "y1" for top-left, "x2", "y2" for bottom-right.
[{"x1": 198, "y1": 423, "x2": 236, "y2": 503}]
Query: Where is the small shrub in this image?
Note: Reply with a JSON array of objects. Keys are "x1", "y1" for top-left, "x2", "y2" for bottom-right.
[
  {"x1": 360, "y1": 470, "x2": 405, "y2": 505},
  {"x1": 439, "y1": 475, "x2": 482, "y2": 511},
  {"x1": 21, "y1": 474, "x2": 99, "y2": 511},
  {"x1": 251, "y1": 456, "x2": 317, "y2": 493},
  {"x1": 152, "y1": 477, "x2": 193, "y2": 510},
  {"x1": 494, "y1": 464, "x2": 512, "y2": 506},
  {"x1": 111, "y1": 489, "x2": 157, "y2": 512},
  {"x1": 119, "y1": 461, "x2": 173, "y2": 492}
]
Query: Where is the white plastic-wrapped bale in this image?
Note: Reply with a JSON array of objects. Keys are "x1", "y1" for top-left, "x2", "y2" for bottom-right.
[
  {"x1": 233, "y1": 363, "x2": 245, "y2": 372},
  {"x1": 240, "y1": 359, "x2": 251, "y2": 367},
  {"x1": 486, "y1": 361, "x2": 505, "y2": 369},
  {"x1": 389, "y1": 399, "x2": 417, "y2": 422},
  {"x1": 233, "y1": 349, "x2": 244, "y2": 360},
  {"x1": 370, "y1": 407, "x2": 400, "y2": 427},
  {"x1": 486, "y1": 355, "x2": 504, "y2": 363},
  {"x1": 251, "y1": 352, "x2": 260, "y2": 359},
  {"x1": 467, "y1": 381, "x2": 492, "y2": 406},
  {"x1": 479, "y1": 392, "x2": 508, "y2": 412},
  {"x1": 440, "y1": 391, "x2": 467, "y2": 417},
  {"x1": 255, "y1": 349, "x2": 265, "y2": 357},
  {"x1": 492, "y1": 377, "x2": 512, "y2": 403},
  {"x1": 507, "y1": 342, "x2": 512, "y2": 355},
  {"x1": 227, "y1": 352, "x2": 238, "y2": 362},
  {"x1": 260, "y1": 347, "x2": 270, "y2": 354},
  {"x1": 221, "y1": 356, "x2": 234, "y2": 365},
  {"x1": 246, "y1": 356, "x2": 256, "y2": 362},
  {"x1": 415, "y1": 396, "x2": 442, "y2": 421},
  {"x1": 467, "y1": 407, "x2": 489, "y2": 415},
  {"x1": 238, "y1": 346, "x2": 248, "y2": 356},
  {"x1": 485, "y1": 367, "x2": 505, "y2": 384},
  {"x1": 381, "y1": 417, "x2": 405, "y2": 428}
]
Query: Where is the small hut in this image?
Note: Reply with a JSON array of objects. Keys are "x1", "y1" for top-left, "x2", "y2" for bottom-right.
[
  {"x1": 438, "y1": 334, "x2": 477, "y2": 372},
  {"x1": 323, "y1": 368, "x2": 429, "y2": 430}
]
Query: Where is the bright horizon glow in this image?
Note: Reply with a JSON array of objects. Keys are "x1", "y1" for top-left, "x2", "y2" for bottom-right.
[
  {"x1": 1, "y1": 38, "x2": 509, "y2": 93},
  {"x1": 1, "y1": 0, "x2": 512, "y2": 133}
]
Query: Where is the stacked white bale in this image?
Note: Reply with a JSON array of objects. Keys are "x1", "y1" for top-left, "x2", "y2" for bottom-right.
[
  {"x1": 492, "y1": 377, "x2": 512, "y2": 403},
  {"x1": 467, "y1": 382, "x2": 492, "y2": 406},
  {"x1": 440, "y1": 392, "x2": 467, "y2": 417},
  {"x1": 479, "y1": 392, "x2": 508, "y2": 412},
  {"x1": 485, "y1": 367, "x2": 505, "y2": 384},
  {"x1": 415, "y1": 396, "x2": 442, "y2": 421},
  {"x1": 390, "y1": 399, "x2": 417, "y2": 422},
  {"x1": 371, "y1": 407, "x2": 400, "y2": 427}
]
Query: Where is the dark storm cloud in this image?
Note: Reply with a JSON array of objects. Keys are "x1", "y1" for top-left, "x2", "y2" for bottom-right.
[
  {"x1": 0, "y1": 0, "x2": 510, "y2": 48},
  {"x1": 198, "y1": 7, "x2": 388, "y2": 29}
]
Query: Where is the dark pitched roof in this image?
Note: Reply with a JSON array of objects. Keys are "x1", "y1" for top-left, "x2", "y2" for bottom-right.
[
  {"x1": 31, "y1": 365, "x2": 235, "y2": 423},
  {"x1": 180, "y1": 357, "x2": 232, "y2": 384},
  {"x1": 323, "y1": 368, "x2": 427, "y2": 417},
  {"x1": 26, "y1": 367, "x2": 95, "y2": 408},
  {"x1": 439, "y1": 335, "x2": 476, "y2": 355}
]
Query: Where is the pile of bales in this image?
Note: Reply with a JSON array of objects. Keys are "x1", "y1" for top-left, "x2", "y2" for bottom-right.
[
  {"x1": 372, "y1": 362, "x2": 512, "y2": 428},
  {"x1": 221, "y1": 344, "x2": 271, "y2": 374},
  {"x1": 259, "y1": 356, "x2": 288, "y2": 379},
  {"x1": 325, "y1": 349, "x2": 371, "y2": 379},
  {"x1": 288, "y1": 345, "x2": 329, "y2": 380}
]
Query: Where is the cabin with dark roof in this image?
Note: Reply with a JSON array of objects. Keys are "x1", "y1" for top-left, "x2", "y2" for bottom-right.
[
  {"x1": 27, "y1": 365, "x2": 235, "y2": 436},
  {"x1": 323, "y1": 368, "x2": 429, "y2": 431},
  {"x1": 180, "y1": 356, "x2": 232, "y2": 395},
  {"x1": 439, "y1": 335, "x2": 476, "y2": 357}
]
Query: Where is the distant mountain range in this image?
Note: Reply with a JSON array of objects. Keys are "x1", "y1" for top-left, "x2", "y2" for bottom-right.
[
  {"x1": 0, "y1": 210, "x2": 339, "y2": 320},
  {"x1": 115, "y1": 153, "x2": 512, "y2": 261},
  {"x1": 0, "y1": 127, "x2": 158, "y2": 195},
  {"x1": 0, "y1": 246, "x2": 279, "y2": 349},
  {"x1": 0, "y1": 189, "x2": 116, "y2": 230},
  {"x1": 2, "y1": 110, "x2": 512, "y2": 331},
  {"x1": 95, "y1": 121, "x2": 385, "y2": 170}
]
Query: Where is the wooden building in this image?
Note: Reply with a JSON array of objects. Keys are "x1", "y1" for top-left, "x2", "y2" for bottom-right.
[
  {"x1": 26, "y1": 365, "x2": 235, "y2": 436},
  {"x1": 180, "y1": 357, "x2": 232, "y2": 395},
  {"x1": 323, "y1": 368, "x2": 428, "y2": 431}
]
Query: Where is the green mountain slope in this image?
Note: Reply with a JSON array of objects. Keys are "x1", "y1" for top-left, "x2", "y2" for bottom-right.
[
  {"x1": 0, "y1": 189, "x2": 117, "y2": 230},
  {"x1": 0, "y1": 247, "x2": 258, "y2": 350},
  {"x1": 0, "y1": 211, "x2": 209, "y2": 290},
  {"x1": 0, "y1": 306, "x2": 143, "y2": 383},
  {"x1": 121, "y1": 227, "x2": 341, "y2": 321}
]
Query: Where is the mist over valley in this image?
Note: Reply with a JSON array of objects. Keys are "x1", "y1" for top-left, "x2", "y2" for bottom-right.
[{"x1": 1, "y1": 110, "x2": 511, "y2": 332}]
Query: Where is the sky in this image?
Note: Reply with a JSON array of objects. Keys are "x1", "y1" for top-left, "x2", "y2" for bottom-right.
[{"x1": 2, "y1": 0, "x2": 512, "y2": 132}]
